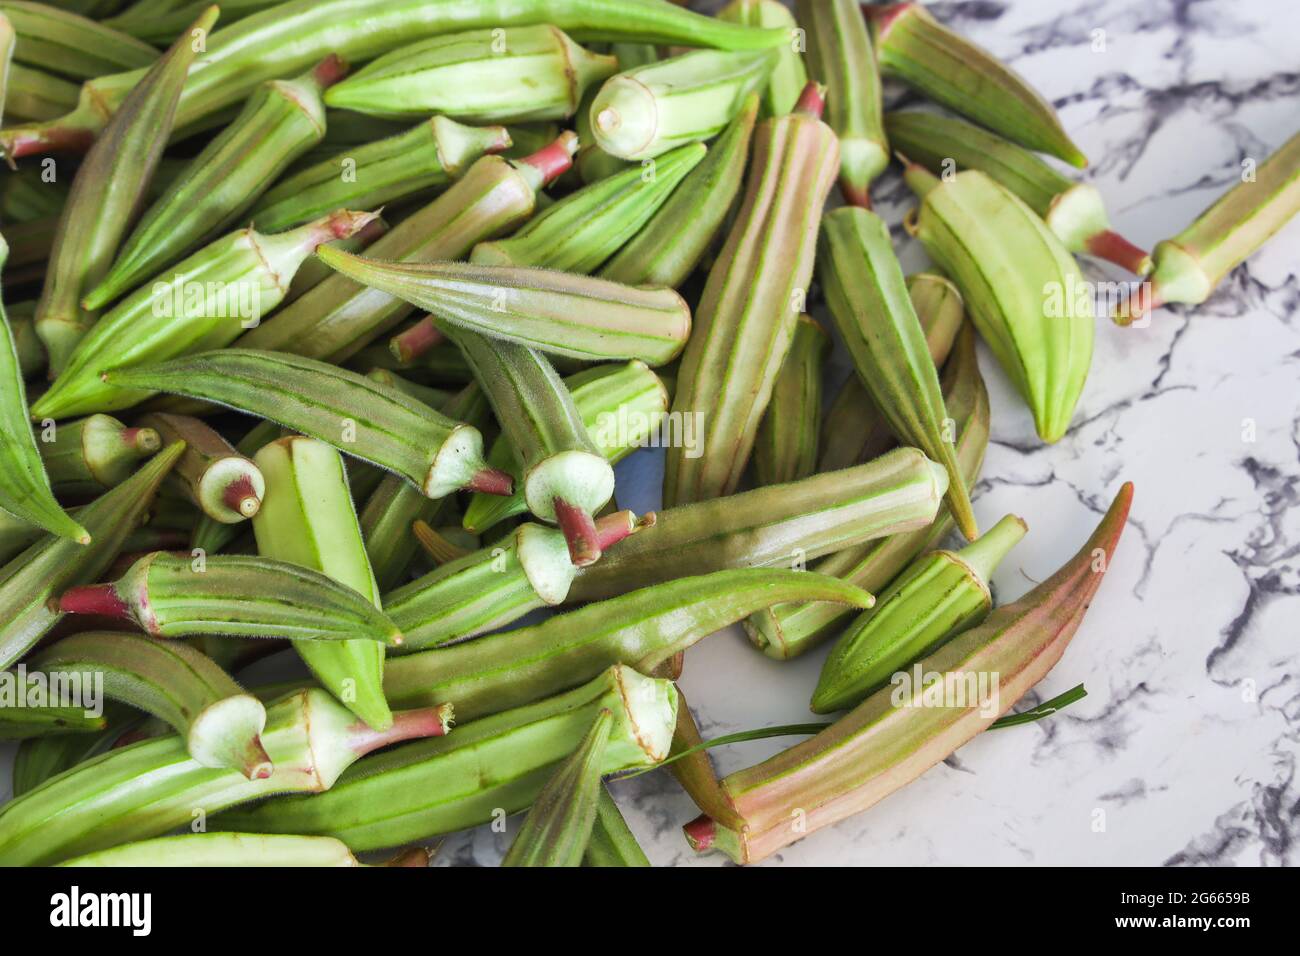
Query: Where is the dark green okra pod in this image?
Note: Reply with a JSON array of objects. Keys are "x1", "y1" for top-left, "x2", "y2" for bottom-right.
[
  {"x1": 754, "y1": 314, "x2": 828, "y2": 487},
  {"x1": 37, "y1": 414, "x2": 161, "y2": 496}
]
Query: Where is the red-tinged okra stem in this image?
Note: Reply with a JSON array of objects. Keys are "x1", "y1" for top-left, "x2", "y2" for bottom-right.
[
  {"x1": 754, "y1": 314, "x2": 828, "y2": 488},
  {"x1": 32, "y1": 6, "x2": 219, "y2": 377},
  {"x1": 716, "y1": 0, "x2": 806, "y2": 117},
  {"x1": 0, "y1": 687, "x2": 453, "y2": 866},
  {"x1": 867, "y1": 2, "x2": 1088, "y2": 169},
  {"x1": 0, "y1": 441, "x2": 184, "y2": 670},
  {"x1": 664, "y1": 81, "x2": 839, "y2": 505},
  {"x1": 59, "y1": 832, "x2": 371, "y2": 868},
  {"x1": 37, "y1": 414, "x2": 161, "y2": 496},
  {"x1": 0, "y1": 1, "x2": 156, "y2": 81},
  {"x1": 389, "y1": 315, "x2": 446, "y2": 364},
  {"x1": 135, "y1": 413, "x2": 266, "y2": 524},
  {"x1": 687, "y1": 483, "x2": 1134, "y2": 864}
]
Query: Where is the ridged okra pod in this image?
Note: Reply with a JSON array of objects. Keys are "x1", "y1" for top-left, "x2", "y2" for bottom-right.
[
  {"x1": 502, "y1": 709, "x2": 613, "y2": 867},
  {"x1": 37, "y1": 414, "x2": 160, "y2": 497},
  {"x1": 685, "y1": 483, "x2": 1133, "y2": 864},
  {"x1": 4, "y1": 62, "x2": 79, "y2": 124},
  {"x1": 34, "y1": 210, "x2": 380, "y2": 420},
  {"x1": 83, "y1": 57, "x2": 349, "y2": 312},
  {"x1": 135, "y1": 413, "x2": 265, "y2": 524},
  {"x1": 1116, "y1": 130, "x2": 1300, "y2": 325},
  {"x1": 0, "y1": 441, "x2": 182, "y2": 669},
  {"x1": 327, "y1": 26, "x2": 617, "y2": 123},
  {"x1": 905, "y1": 165, "x2": 1094, "y2": 444},
  {"x1": 867, "y1": 2, "x2": 1087, "y2": 169},
  {"x1": 32, "y1": 6, "x2": 218, "y2": 376},
  {"x1": 589, "y1": 46, "x2": 777, "y2": 161},
  {"x1": 107, "y1": 350, "x2": 512, "y2": 499},
  {"x1": 664, "y1": 83, "x2": 839, "y2": 505},
  {"x1": 585, "y1": 785, "x2": 650, "y2": 866},
  {"x1": 796, "y1": 0, "x2": 887, "y2": 206},
  {"x1": 716, "y1": 0, "x2": 806, "y2": 117},
  {"x1": 813, "y1": 514, "x2": 1028, "y2": 713},
  {"x1": 213, "y1": 665, "x2": 677, "y2": 853},
  {"x1": 251, "y1": 117, "x2": 511, "y2": 234},
  {"x1": 57, "y1": 551, "x2": 404, "y2": 646},
  {"x1": 60, "y1": 833, "x2": 373, "y2": 868},
  {"x1": 0, "y1": 1, "x2": 156, "y2": 81},
  {"x1": 28, "y1": 631, "x2": 273, "y2": 778},
  {"x1": 819, "y1": 207, "x2": 978, "y2": 539},
  {"x1": 754, "y1": 314, "x2": 827, "y2": 487},
  {"x1": 0, "y1": 687, "x2": 453, "y2": 866},
  {"x1": 384, "y1": 569, "x2": 873, "y2": 722},
  {"x1": 885, "y1": 111, "x2": 1150, "y2": 274}
]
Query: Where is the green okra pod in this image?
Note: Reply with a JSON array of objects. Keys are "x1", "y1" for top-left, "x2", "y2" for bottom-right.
[
  {"x1": 819, "y1": 207, "x2": 978, "y2": 540},
  {"x1": 0, "y1": 441, "x2": 183, "y2": 669},
  {"x1": 0, "y1": 12, "x2": 14, "y2": 134},
  {"x1": 106, "y1": 0, "x2": 281, "y2": 44},
  {"x1": 585, "y1": 785, "x2": 651, "y2": 867},
  {"x1": 885, "y1": 111, "x2": 1150, "y2": 274},
  {"x1": 327, "y1": 25, "x2": 617, "y2": 123},
  {"x1": 7, "y1": 304, "x2": 46, "y2": 380},
  {"x1": 212, "y1": 665, "x2": 677, "y2": 853},
  {"x1": 664, "y1": 83, "x2": 839, "y2": 505},
  {"x1": 136, "y1": 413, "x2": 265, "y2": 524},
  {"x1": 904, "y1": 164, "x2": 1094, "y2": 445},
  {"x1": 363, "y1": 370, "x2": 450, "y2": 410},
  {"x1": 106, "y1": 350, "x2": 513, "y2": 499},
  {"x1": 0, "y1": 704, "x2": 105, "y2": 740},
  {"x1": 35, "y1": 209, "x2": 380, "y2": 420},
  {"x1": 589, "y1": 46, "x2": 777, "y2": 161},
  {"x1": 0, "y1": 1, "x2": 156, "y2": 81},
  {"x1": 59, "y1": 832, "x2": 371, "y2": 867},
  {"x1": 716, "y1": 0, "x2": 805, "y2": 117},
  {"x1": 0, "y1": 686, "x2": 454, "y2": 866},
  {"x1": 4, "y1": 62, "x2": 79, "y2": 123},
  {"x1": 32, "y1": 6, "x2": 218, "y2": 377},
  {"x1": 12, "y1": 701, "x2": 137, "y2": 796},
  {"x1": 685, "y1": 484, "x2": 1133, "y2": 864},
  {"x1": 251, "y1": 117, "x2": 511, "y2": 235},
  {"x1": 189, "y1": 419, "x2": 280, "y2": 556},
  {"x1": 812, "y1": 513, "x2": 1028, "y2": 713},
  {"x1": 57, "y1": 551, "x2": 405, "y2": 647},
  {"x1": 28, "y1": 631, "x2": 274, "y2": 778},
  {"x1": 1116, "y1": 130, "x2": 1300, "y2": 325},
  {"x1": 83, "y1": 56, "x2": 350, "y2": 312},
  {"x1": 867, "y1": 2, "x2": 1087, "y2": 169},
  {"x1": 754, "y1": 314, "x2": 828, "y2": 488},
  {"x1": 0, "y1": 171, "x2": 69, "y2": 226},
  {"x1": 502, "y1": 708, "x2": 613, "y2": 867},
  {"x1": 37, "y1": 414, "x2": 161, "y2": 496}
]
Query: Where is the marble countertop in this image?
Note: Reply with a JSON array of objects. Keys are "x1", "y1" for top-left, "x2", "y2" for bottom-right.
[{"x1": 3, "y1": 0, "x2": 1297, "y2": 867}]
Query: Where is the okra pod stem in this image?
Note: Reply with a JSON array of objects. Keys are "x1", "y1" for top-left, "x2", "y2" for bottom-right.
[
  {"x1": 716, "y1": 0, "x2": 806, "y2": 117},
  {"x1": 584, "y1": 785, "x2": 651, "y2": 867},
  {"x1": 754, "y1": 314, "x2": 828, "y2": 487},
  {"x1": 37, "y1": 414, "x2": 160, "y2": 497},
  {"x1": 59, "y1": 832, "x2": 368, "y2": 867}
]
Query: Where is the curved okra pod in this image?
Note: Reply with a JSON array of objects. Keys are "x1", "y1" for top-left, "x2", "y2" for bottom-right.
[
  {"x1": 1116, "y1": 130, "x2": 1300, "y2": 325},
  {"x1": 812, "y1": 514, "x2": 1028, "y2": 713},
  {"x1": 0, "y1": 705, "x2": 105, "y2": 740},
  {"x1": 0, "y1": 441, "x2": 183, "y2": 669},
  {"x1": 212, "y1": 665, "x2": 677, "y2": 853},
  {"x1": 599, "y1": 94, "x2": 759, "y2": 288},
  {"x1": 57, "y1": 552, "x2": 404, "y2": 646},
  {"x1": 754, "y1": 314, "x2": 828, "y2": 487},
  {"x1": 590, "y1": 47, "x2": 776, "y2": 161},
  {"x1": 0, "y1": 686, "x2": 454, "y2": 866},
  {"x1": 32, "y1": 7, "x2": 218, "y2": 376},
  {"x1": 819, "y1": 207, "x2": 979, "y2": 540},
  {"x1": 83, "y1": 57, "x2": 349, "y2": 312},
  {"x1": 59, "y1": 832, "x2": 371, "y2": 868},
  {"x1": 904, "y1": 165, "x2": 1094, "y2": 444},
  {"x1": 37, "y1": 414, "x2": 160, "y2": 496},
  {"x1": 796, "y1": 0, "x2": 887, "y2": 207},
  {"x1": 136, "y1": 413, "x2": 265, "y2": 523},
  {"x1": 716, "y1": 0, "x2": 805, "y2": 117},
  {"x1": 502, "y1": 709, "x2": 613, "y2": 867},
  {"x1": 251, "y1": 117, "x2": 512, "y2": 234},
  {"x1": 885, "y1": 111, "x2": 1150, "y2": 274},
  {"x1": 327, "y1": 26, "x2": 617, "y2": 123},
  {"x1": 866, "y1": 2, "x2": 1088, "y2": 169},
  {"x1": 34, "y1": 210, "x2": 381, "y2": 420},
  {"x1": 27, "y1": 631, "x2": 274, "y2": 778},
  {"x1": 105, "y1": 350, "x2": 513, "y2": 499},
  {"x1": 685, "y1": 483, "x2": 1133, "y2": 864},
  {"x1": 0, "y1": 1, "x2": 156, "y2": 81},
  {"x1": 664, "y1": 83, "x2": 840, "y2": 505}
]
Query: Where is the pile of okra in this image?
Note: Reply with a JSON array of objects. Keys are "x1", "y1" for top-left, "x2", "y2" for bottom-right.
[{"x1": 0, "y1": 0, "x2": 1294, "y2": 868}]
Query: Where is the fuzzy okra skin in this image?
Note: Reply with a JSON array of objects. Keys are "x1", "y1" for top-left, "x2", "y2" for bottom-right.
[
  {"x1": 686, "y1": 483, "x2": 1133, "y2": 865},
  {"x1": 905, "y1": 165, "x2": 1095, "y2": 445},
  {"x1": 0, "y1": 442, "x2": 183, "y2": 670},
  {"x1": 137, "y1": 413, "x2": 265, "y2": 524},
  {"x1": 867, "y1": 2, "x2": 1088, "y2": 169},
  {"x1": 105, "y1": 350, "x2": 511, "y2": 500},
  {"x1": 212, "y1": 665, "x2": 677, "y2": 852},
  {"x1": 59, "y1": 833, "x2": 369, "y2": 867},
  {"x1": 37, "y1": 414, "x2": 161, "y2": 497},
  {"x1": 664, "y1": 83, "x2": 840, "y2": 505},
  {"x1": 385, "y1": 569, "x2": 874, "y2": 722},
  {"x1": 0, "y1": 687, "x2": 454, "y2": 866},
  {"x1": 0, "y1": 1, "x2": 156, "y2": 81},
  {"x1": 1116, "y1": 130, "x2": 1300, "y2": 325},
  {"x1": 716, "y1": 0, "x2": 805, "y2": 117},
  {"x1": 28, "y1": 631, "x2": 274, "y2": 779},
  {"x1": 754, "y1": 314, "x2": 828, "y2": 488},
  {"x1": 819, "y1": 207, "x2": 978, "y2": 540}
]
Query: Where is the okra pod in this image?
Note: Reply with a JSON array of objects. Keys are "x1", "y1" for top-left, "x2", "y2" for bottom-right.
[
  {"x1": 664, "y1": 83, "x2": 840, "y2": 504},
  {"x1": 585, "y1": 785, "x2": 651, "y2": 867},
  {"x1": 327, "y1": 26, "x2": 617, "y2": 123},
  {"x1": 57, "y1": 551, "x2": 404, "y2": 646},
  {"x1": 0, "y1": 170, "x2": 69, "y2": 226},
  {"x1": 8, "y1": 305, "x2": 46, "y2": 379},
  {"x1": 4, "y1": 62, "x2": 79, "y2": 123},
  {"x1": 106, "y1": 0, "x2": 280, "y2": 44},
  {"x1": 59, "y1": 832, "x2": 369, "y2": 868},
  {"x1": 0, "y1": 686, "x2": 453, "y2": 866},
  {"x1": 0, "y1": 1, "x2": 156, "y2": 81},
  {"x1": 12, "y1": 701, "x2": 137, "y2": 796},
  {"x1": 684, "y1": 483, "x2": 1133, "y2": 864},
  {"x1": 37, "y1": 414, "x2": 161, "y2": 496},
  {"x1": 754, "y1": 314, "x2": 828, "y2": 487},
  {"x1": 136, "y1": 413, "x2": 265, "y2": 524},
  {"x1": 189, "y1": 418, "x2": 280, "y2": 555},
  {"x1": 364, "y1": 370, "x2": 450, "y2": 410},
  {"x1": 0, "y1": 704, "x2": 105, "y2": 740},
  {"x1": 213, "y1": 665, "x2": 677, "y2": 853},
  {"x1": 867, "y1": 2, "x2": 1088, "y2": 168},
  {"x1": 716, "y1": 0, "x2": 806, "y2": 117},
  {"x1": 0, "y1": 13, "x2": 13, "y2": 134}
]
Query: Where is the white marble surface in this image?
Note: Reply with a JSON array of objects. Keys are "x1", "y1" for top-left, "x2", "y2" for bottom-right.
[{"x1": 3, "y1": 0, "x2": 1298, "y2": 867}]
